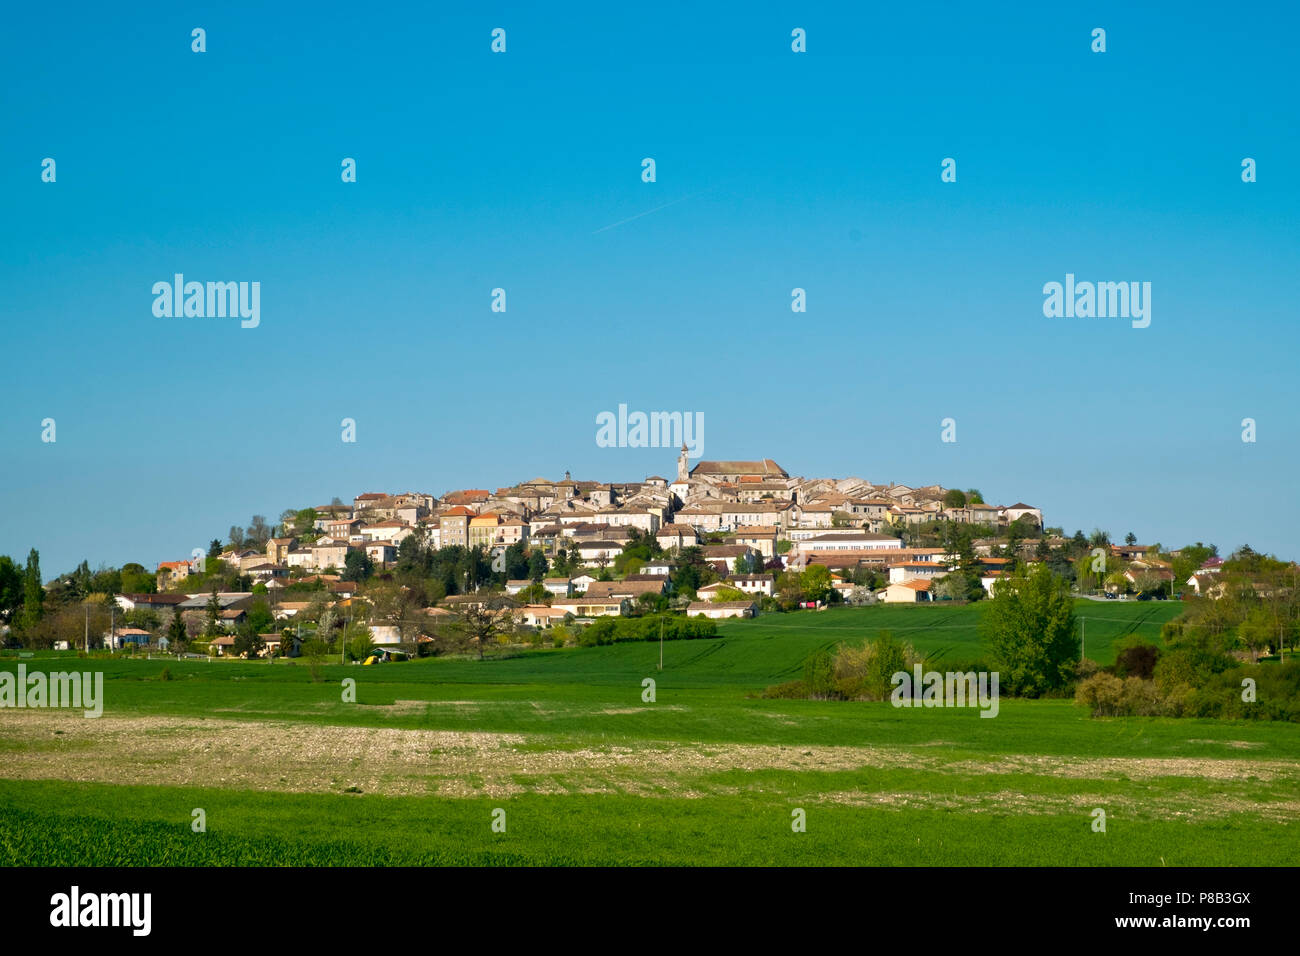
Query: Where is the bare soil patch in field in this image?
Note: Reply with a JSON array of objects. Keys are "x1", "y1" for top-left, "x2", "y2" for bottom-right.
[{"x1": 1, "y1": 712, "x2": 1296, "y2": 814}]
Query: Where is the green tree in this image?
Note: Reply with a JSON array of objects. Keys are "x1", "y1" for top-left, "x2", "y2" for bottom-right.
[
  {"x1": 293, "y1": 508, "x2": 318, "y2": 535},
  {"x1": 503, "y1": 542, "x2": 530, "y2": 581},
  {"x1": 515, "y1": 582, "x2": 549, "y2": 604},
  {"x1": 0, "y1": 555, "x2": 24, "y2": 623},
  {"x1": 342, "y1": 549, "x2": 375, "y2": 583},
  {"x1": 776, "y1": 571, "x2": 805, "y2": 609},
  {"x1": 1171, "y1": 542, "x2": 1217, "y2": 586},
  {"x1": 120, "y1": 562, "x2": 155, "y2": 594},
  {"x1": 527, "y1": 549, "x2": 548, "y2": 582},
  {"x1": 800, "y1": 564, "x2": 833, "y2": 603},
  {"x1": 980, "y1": 563, "x2": 1078, "y2": 696},
  {"x1": 167, "y1": 609, "x2": 188, "y2": 650},
  {"x1": 20, "y1": 549, "x2": 43, "y2": 634},
  {"x1": 245, "y1": 599, "x2": 274, "y2": 637},
  {"x1": 1125, "y1": 532, "x2": 1137, "y2": 546},
  {"x1": 1131, "y1": 570, "x2": 1168, "y2": 598},
  {"x1": 1238, "y1": 606, "x2": 1276, "y2": 662},
  {"x1": 966, "y1": 489, "x2": 984, "y2": 505},
  {"x1": 204, "y1": 588, "x2": 222, "y2": 636},
  {"x1": 346, "y1": 623, "x2": 376, "y2": 662},
  {"x1": 933, "y1": 574, "x2": 966, "y2": 602},
  {"x1": 233, "y1": 630, "x2": 265, "y2": 658},
  {"x1": 942, "y1": 489, "x2": 968, "y2": 509},
  {"x1": 670, "y1": 546, "x2": 710, "y2": 595}
]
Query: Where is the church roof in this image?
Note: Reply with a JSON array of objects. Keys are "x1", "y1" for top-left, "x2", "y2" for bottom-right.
[{"x1": 689, "y1": 459, "x2": 788, "y2": 478}]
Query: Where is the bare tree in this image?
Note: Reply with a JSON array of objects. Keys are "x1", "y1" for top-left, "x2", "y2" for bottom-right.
[
  {"x1": 246, "y1": 515, "x2": 272, "y2": 549},
  {"x1": 455, "y1": 597, "x2": 516, "y2": 660}
]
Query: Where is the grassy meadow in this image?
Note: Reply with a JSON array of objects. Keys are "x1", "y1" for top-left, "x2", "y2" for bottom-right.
[{"x1": 2, "y1": 599, "x2": 1296, "y2": 866}]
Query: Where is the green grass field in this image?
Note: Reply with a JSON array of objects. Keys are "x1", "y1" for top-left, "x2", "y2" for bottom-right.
[{"x1": 2, "y1": 600, "x2": 1296, "y2": 866}]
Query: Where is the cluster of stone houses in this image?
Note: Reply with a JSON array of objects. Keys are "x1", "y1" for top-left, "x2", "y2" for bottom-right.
[{"x1": 142, "y1": 449, "x2": 1046, "y2": 642}]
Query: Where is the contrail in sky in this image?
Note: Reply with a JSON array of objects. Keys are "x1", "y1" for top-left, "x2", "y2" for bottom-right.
[{"x1": 591, "y1": 188, "x2": 714, "y2": 234}]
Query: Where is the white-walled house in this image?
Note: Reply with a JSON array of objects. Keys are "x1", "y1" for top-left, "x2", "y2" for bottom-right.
[
  {"x1": 1001, "y1": 503, "x2": 1043, "y2": 527},
  {"x1": 656, "y1": 524, "x2": 699, "y2": 551},
  {"x1": 881, "y1": 580, "x2": 933, "y2": 603},
  {"x1": 364, "y1": 541, "x2": 397, "y2": 564},
  {"x1": 687, "y1": 601, "x2": 756, "y2": 619},
  {"x1": 888, "y1": 562, "x2": 949, "y2": 585},
  {"x1": 728, "y1": 573, "x2": 775, "y2": 597},
  {"x1": 550, "y1": 596, "x2": 625, "y2": 617},
  {"x1": 515, "y1": 605, "x2": 572, "y2": 628}
]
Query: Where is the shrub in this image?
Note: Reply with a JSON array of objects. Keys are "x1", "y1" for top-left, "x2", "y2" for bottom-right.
[
  {"x1": 298, "y1": 639, "x2": 330, "y2": 659},
  {"x1": 761, "y1": 679, "x2": 809, "y2": 699},
  {"x1": 803, "y1": 649, "x2": 836, "y2": 699},
  {"x1": 159, "y1": 666, "x2": 173, "y2": 682},
  {"x1": 1114, "y1": 636, "x2": 1161, "y2": 679},
  {"x1": 763, "y1": 634, "x2": 923, "y2": 701},
  {"x1": 348, "y1": 633, "x2": 375, "y2": 662},
  {"x1": 573, "y1": 614, "x2": 719, "y2": 646},
  {"x1": 578, "y1": 618, "x2": 617, "y2": 647},
  {"x1": 832, "y1": 641, "x2": 873, "y2": 699},
  {"x1": 1119, "y1": 676, "x2": 1163, "y2": 716},
  {"x1": 1153, "y1": 646, "x2": 1235, "y2": 696},
  {"x1": 1074, "y1": 672, "x2": 1125, "y2": 716},
  {"x1": 863, "y1": 632, "x2": 914, "y2": 701},
  {"x1": 1071, "y1": 657, "x2": 1100, "y2": 682}
]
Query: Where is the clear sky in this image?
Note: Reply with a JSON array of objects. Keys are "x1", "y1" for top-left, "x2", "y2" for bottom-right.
[{"x1": 2, "y1": 2, "x2": 1297, "y2": 577}]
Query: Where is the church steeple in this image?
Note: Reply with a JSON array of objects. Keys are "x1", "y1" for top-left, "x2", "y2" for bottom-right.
[{"x1": 676, "y1": 443, "x2": 689, "y2": 482}]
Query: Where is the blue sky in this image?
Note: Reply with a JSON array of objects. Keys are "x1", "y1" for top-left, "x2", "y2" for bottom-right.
[{"x1": 2, "y1": 2, "x2": 1297, "y2": 577}]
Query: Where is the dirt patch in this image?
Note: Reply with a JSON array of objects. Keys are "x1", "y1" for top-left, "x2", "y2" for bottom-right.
[
  {"x1": 814, "y1": 788, "x2": 1300, "y2": 822},
  {"x1": 1, "y1": 712, "x2": 1296, "y2": 813},
  {"x1": 945, "y1": 752, "x2": 1291, "y2": 783}
]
